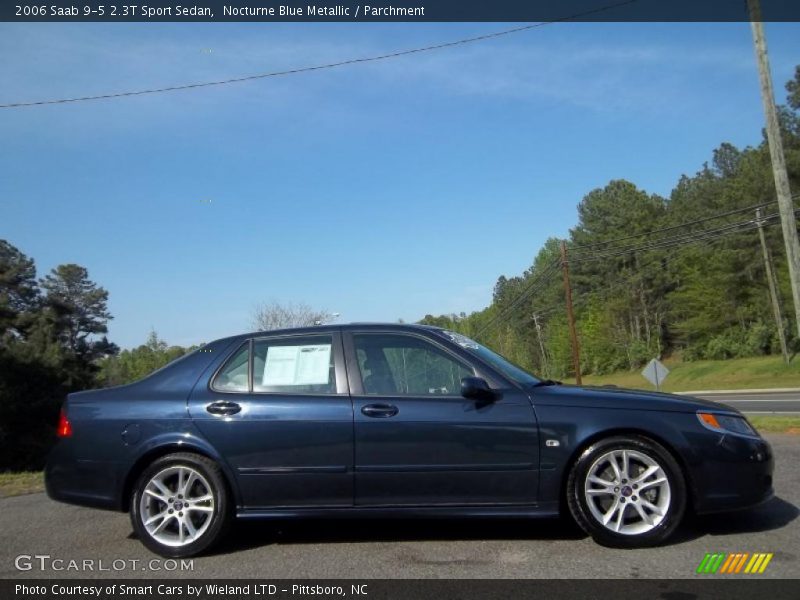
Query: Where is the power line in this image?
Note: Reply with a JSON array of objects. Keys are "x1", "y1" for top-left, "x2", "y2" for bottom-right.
[
  {"x1": 0, "y1": 0, "x2": 638, "y2": 109},
  {"x1": 474, "y1": 259, "x2": 561, "y2": 339},
  {"x1": 572, "y1": 253, "x2": 667, "y2": 309},
  {"x1": 569, "y1": 219, "x2": 777, "y2": 310},
  {"x1": 570, "y1": 220, "x2": 761, "y2": 263},
  {"x1": 478, "y1": 210, "x2": 791, "y2": 339},
  {"x1": 476, "y1": 217, "x2": 758, "y2": 338},
  {"x1": 569, "y1": 199, "x2": 782, "y2": 254},
  {"x1": 571, "y1": 216, "x2": 790, "y2": 322},
  {"x1": 577, "y1": 213, "x2": 793, "y2": 299},
  {"x1": 569, "y1": 211, "x2": 789, "y2": 264},
  {"x1": 475, "y1": 260, "x2": 561, "y2": 338},
  {"x1": 540, "y1": 219, "x2": 791, "y2": 360}
]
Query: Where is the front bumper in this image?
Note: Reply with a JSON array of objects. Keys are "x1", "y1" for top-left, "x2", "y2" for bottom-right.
[{"x1": 691, "y1": 433, "x2": 774, "y2": 514}]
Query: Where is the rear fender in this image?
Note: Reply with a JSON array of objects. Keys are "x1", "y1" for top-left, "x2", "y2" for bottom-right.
[{"x1": 120, "y1": 429, "x2": 242, "y2": 511}]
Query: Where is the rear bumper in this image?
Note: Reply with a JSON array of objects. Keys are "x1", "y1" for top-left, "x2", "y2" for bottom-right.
[
  {"x1": 45, "y1": 440, "x2": 123, "y2": 511},
  {"x1": 692, "y1": 434, "x2": 774, "y2": 514}
]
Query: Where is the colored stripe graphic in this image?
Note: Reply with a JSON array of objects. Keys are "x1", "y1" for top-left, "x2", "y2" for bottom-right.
[
  {"x1": 757, "y1": 554, "x2": 773, "y2": 573},
  {"x1": 696, "y1": 552, "x2": 772, "y2": 574},
  {"x1": 749, "y1": 554, "x2": 765, "y2": 573},
  {"x1": 696, "y1": 554, "x2": 713, "y2": 574},
  {"x1": 712, "y1": 553, "x2": 726, "y2": 573},
  {"x1": 734, "y1": 553, "x2": 749, "y2": 573},
  {"x1": 719, "y1": 554, "x2": 736, "y2": 574},
  {"x1": 697, "y1": 553, "x2": 727, "y2": 574}
]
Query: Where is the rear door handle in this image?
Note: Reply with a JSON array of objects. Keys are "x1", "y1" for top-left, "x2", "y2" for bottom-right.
[
  {"x1": 361, "y1": 404, "x2": 399, "y2": 418},
  {"x1": 206, "y1": 400, "x2": 242, "y2": 416}
]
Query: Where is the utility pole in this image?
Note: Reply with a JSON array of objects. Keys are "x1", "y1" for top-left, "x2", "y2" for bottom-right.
[
  {"x1": 756, "y1": 208, "x2": 790, "y2": 363},
  {"x1": 748, "y1": 0, "x2": 800, "y2": 339},
  {"x1": 560, "y1": 240, "x2": 582, "y2": 385},
  {"x1": 532, "y1": 312, "x2": 548, "y2": 376}
]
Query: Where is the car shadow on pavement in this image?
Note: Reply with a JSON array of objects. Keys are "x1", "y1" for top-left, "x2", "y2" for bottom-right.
[
  {"x1": 670, "y1": 496, "x2": 799, "y2": 544},
  {"x1": 209, "y1": 516, "x2": 588, "y2": 556},
  {"x1": 205, "y1": 496, "x2": 798, "y2": 555}
]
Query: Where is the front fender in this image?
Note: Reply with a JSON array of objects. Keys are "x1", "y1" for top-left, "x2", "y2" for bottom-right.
[{"x1": 532, "y1": 405, "x2": 701, "y2": 508}]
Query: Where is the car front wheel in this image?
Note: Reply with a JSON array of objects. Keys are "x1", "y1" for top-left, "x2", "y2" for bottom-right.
[
  {"x1": 130, "y1": 452, "x2": 231, "y2": 557},
  {"x1": 566, "y1": 435, "x2": 686, "y2": 547}
]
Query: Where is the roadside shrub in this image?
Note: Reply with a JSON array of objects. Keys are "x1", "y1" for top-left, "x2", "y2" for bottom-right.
[
  {"x1": 680, "y1": 345, "x2": 705, "y2": 362},
  {"x1": 704, "y1": 324, "x2": 771, "y2": 361},
  {"x1": 745, "y1": 322, "x2": 772, "y2": 356},
  {"x1": 625, "y1": 339, "x2": 654, "y2": 370}
]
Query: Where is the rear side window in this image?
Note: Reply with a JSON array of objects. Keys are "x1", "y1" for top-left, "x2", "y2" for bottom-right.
[
  {"x1": 253, "y1": 335, "x2": 336, "y2": 394},
  {"x1": 212, "y1": 343, "x2": 249, "y2": 392},
  {"x1": 213, "y1": 336, "x2": 337, "y2": 394}
]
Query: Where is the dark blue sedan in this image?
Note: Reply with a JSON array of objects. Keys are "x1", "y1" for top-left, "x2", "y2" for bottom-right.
[{"x1": 45, "y1": 323, "x2": 774, "y2": 557}]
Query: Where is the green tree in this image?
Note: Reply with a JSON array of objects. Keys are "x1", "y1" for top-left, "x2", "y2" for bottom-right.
[
  {"x1": 40, "y1": 264, "x2": 114, "y2": 361},
  {"x1": 0, "y1": 248, "x2": 120, "y2": 469},
  {"x1": 97, "y1": 330, "x2": 194, "y2": 387},
  {"x1": 787, "y1": 65, "x2": 800, "y2": 111},
  {"x1": 0, "y1": 240, "x2": 39, "y2": 338}
]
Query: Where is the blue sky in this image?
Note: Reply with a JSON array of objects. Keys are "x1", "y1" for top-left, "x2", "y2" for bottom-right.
[{"x1": 2, "y1": 21, "x2": 799, "y2": 348}]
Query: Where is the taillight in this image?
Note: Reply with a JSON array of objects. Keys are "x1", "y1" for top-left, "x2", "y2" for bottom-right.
[{"x1": 57, "y1": 408, "x2": 72, "y2": 438}]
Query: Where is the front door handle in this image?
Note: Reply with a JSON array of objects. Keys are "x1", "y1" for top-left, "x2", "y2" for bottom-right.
[
  {"x1": 206, "y1": 400, "x2": 242, "y2": 416},
  {"x1": 361, "y1": 404, "x2": 399, "y2": 418}
]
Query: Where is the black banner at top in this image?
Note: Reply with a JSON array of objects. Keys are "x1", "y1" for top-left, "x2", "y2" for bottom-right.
[{"x1": 3, "y1": 0, "x2": 800, "y2": 23}]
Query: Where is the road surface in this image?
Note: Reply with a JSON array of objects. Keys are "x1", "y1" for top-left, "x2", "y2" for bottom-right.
[{"x1": 687, "y1": 390, "x2": 800, "y2": 414}]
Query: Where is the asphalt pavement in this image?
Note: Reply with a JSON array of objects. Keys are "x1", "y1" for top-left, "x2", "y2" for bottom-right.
[
  {"x1": 2, "y1": 434, "x2": 798, "y2": 580},
  {"x1": 686, "y1": 390, "x2": 800, "y2": 414}
]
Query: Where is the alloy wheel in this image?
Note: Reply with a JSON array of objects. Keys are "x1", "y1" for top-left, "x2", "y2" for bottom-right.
[
  {"x1": 139, "y1": 465, "x2": 215, "y2": 547},
  {"x1": 583, "y1": 448, "x2": 671, "y2": 535}
]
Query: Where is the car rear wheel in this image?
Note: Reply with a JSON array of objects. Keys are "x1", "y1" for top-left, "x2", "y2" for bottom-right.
[
  {"x1": 130, "y1": 452, "x2": 232, "y2": 557},
  {"x1": 566, "y1": 435, "x2": 686, "y2": 547}
]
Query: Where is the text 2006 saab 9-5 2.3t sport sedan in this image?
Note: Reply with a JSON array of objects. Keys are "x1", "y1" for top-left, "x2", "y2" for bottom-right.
[{"x1": 46, "y1": 323, "x2": 774, "y2": 557}]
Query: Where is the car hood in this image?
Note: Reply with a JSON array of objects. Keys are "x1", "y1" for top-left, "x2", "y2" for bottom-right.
[{"x1": 526, "y1": 383, "x2": 739, "y2": 414}]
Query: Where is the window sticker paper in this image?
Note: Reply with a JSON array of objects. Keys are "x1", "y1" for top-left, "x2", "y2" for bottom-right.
[{"x1": 263, "y1": 344, "x2": 331, "y2": 386}]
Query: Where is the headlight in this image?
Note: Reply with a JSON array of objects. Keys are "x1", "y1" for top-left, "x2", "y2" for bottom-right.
[{"x1": 697, "y1": 411, "x2": 757, "y2": 436}]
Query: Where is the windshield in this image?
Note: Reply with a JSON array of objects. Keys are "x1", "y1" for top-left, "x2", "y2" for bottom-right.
[{"x1": 438, "y1": 330, "x2": 541, "y2": 386}]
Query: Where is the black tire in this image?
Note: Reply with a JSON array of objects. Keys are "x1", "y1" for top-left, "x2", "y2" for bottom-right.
[
  {"x1": 130, "y1": 452, "x2": 232, "y2": 557},
  {"x1": 566, "y1": 435, "x2": 686, "y2": 548}
]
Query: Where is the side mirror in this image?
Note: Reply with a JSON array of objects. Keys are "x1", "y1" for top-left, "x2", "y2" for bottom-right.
[{"x1": 461, "y1": 377, "x2": 496, "y2": 401}]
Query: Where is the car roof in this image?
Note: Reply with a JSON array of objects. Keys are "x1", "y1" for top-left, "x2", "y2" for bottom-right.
[{"x1": 211, "y1": 322, "x2": 446, "y2": 345}]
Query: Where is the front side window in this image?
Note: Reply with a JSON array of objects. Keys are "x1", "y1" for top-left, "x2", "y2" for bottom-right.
[
  {"x1": 354, "y1": 333, "x2": 473, "y2": 396},
  {"x1": 253, "y1": 335, "x2": 336, "y2": 394},
  {"x1": 438, "y1": 330, "x2": 540, "y2": 385}
]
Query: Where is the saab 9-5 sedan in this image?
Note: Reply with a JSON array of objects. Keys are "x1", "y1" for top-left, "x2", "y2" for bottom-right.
[{"x1": 45, "y1": 323, "x2": 774, "y2": 557}]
